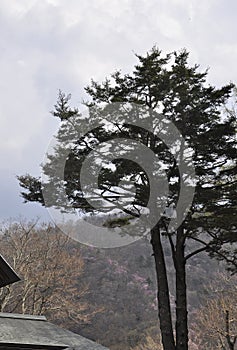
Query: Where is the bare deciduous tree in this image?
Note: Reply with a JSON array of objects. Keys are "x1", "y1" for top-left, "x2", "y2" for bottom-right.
[
  {"x1": 0, "y1": 219, "x2": 101, "y2": 327},
  {"x1": 192, "y1": 272, "x2": 237, "y2": 350}
]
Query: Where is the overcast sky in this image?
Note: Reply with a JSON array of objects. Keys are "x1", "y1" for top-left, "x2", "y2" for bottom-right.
[{"x1": 0, "y1": 0, "x2": 236, "y2": 221}]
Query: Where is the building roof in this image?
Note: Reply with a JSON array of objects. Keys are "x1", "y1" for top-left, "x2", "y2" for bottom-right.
[
  {"x1": 0, "y1": 313, "x2": 109, "y2": 350},
  {"x1": 0, "y1": 343, "x2": 66, "y2": 349},
  {"x1": 0, "y1": 255, "x2": 20, "y2": 288}
]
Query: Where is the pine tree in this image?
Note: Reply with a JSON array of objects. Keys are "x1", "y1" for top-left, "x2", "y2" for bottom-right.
[{"x1": 18, "y1": 47, "x2": 237, "y2": 350}]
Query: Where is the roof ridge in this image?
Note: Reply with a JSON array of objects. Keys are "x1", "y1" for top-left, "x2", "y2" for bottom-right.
[{"x1": 0, "y1": 312, "x2": 47, "y2": 321}]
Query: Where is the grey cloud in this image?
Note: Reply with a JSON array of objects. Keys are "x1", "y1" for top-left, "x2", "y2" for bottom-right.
[{"x1": 0, "y1": 0, "x2": 236, "y2": 220}]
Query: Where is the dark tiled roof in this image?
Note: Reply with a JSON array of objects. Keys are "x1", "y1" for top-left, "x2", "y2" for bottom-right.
[
  {"x1": 0, "y1": 313, "x2": 109, "y2": 350},
  {"x1": 0, "y1": 255, "x2": 20, "y2": 288}
]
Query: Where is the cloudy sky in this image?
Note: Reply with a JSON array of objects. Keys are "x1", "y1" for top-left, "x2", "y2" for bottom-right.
[{"x1": 0, "y1": 0, "x2": 236, "y2": 221}]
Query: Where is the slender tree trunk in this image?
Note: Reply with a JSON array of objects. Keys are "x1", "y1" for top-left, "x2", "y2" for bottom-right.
[
  {"x1": 175, "y1": 226, "x2": 188, "y2": 350},
  {"x1": 151, "y1": 224, "x2": 175, "y2": 350},
  {"x1": 226, "y1": 310, "x2": 236, "y2": 350}
]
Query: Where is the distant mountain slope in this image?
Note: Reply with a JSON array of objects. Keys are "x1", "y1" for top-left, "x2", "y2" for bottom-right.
[{"x1": 72, "y1": 237, "x2": 222, "y2": 350}]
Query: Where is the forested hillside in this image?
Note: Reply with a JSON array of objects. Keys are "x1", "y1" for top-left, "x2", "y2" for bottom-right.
[
  {"x1": 0, "y1": 222, "x2": 235, "y2": 349},
  {"x1": 76, "y1": 237, "x2": 228, "y2": 349}
]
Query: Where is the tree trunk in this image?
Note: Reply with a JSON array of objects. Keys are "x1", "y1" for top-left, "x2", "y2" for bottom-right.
[
  {"x1": 151, "y1": 224, "x2": 175, "y2": 350},
  {"x1": 226, "y1": 310, "x2": 235, "y2": 350},
  {"x1": 175, "y1": 226, "x2": 188, "y2": 350}
]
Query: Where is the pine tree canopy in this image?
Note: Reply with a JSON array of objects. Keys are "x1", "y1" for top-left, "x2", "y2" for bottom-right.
[{"x1": 18, "y1": 47, "x2": 237, "y2": 269}]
